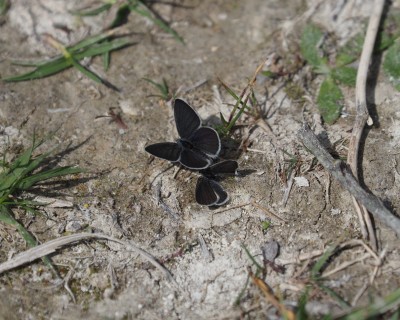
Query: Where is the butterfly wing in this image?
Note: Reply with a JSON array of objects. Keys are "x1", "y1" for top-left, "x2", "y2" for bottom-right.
[
  {"x1": 195, "y1": 177, "x2": 218, "y2": 206},
  {"x1": 213, "y1": 180, "x2": 229, "y2": 206},
  {"x1": 189, "y1": 127, "x2": 221, "y2": 157},
  {"x1": 174, "y1": 99, "x2": 201, "y2": 139},
  {"x1": 145, "y1": 142, "x2": 182, "y2": 162},
  {"x1": 179, "y1": 148, "x2": 212, "y2": 170},
  {"x1": 195, "y1": 177, "x2": 229, "y2": 206},
  {"x1": 200, "y1": 160, "x2": 238, "y2": 178},
  {"x1": 208, "y1": 160, "x2": 238, "y2": 175}
]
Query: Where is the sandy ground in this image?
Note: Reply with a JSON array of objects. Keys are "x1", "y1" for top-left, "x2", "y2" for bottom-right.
[{"x1": 0, "y1": 0, "x2": 400, "y2": 319}]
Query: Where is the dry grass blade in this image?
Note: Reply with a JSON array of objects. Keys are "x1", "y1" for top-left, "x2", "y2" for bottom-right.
[
  {"x1": 248, "y1": 268, "x2": 295, "y2": 320},
  {"x1": 0, "y1": 232, "x2": 177, "y2": 286},
  {"x1": 347, "y1": 0, "x2": 385, "y2": 251}
]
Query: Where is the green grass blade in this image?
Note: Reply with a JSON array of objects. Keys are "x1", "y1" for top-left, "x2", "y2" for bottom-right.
[
  {"x1": 311, "y1": 245, "x2": 336, "y2": 278},
  {"x1": 338, "y1": 288, "x2": 400, "y2": 320},
  {"x1": 128, "y1": 0, "x2": 184, "y2": 44},
  {"x1": 70, "y1": 57, "x2": 106, "y2": 84},
  {"x1": 3, "y1": 38, "x2": 132, "y2": 83},
  {"x1": 241, "y1": 243, "x2": 263, "y2": 271},
  {"x1": 11, "y1": 59, "x2": 58, "y2": 67},
  {"x1": 234, "y1": 273, "x2": 250, "y2": 306},
  {"x1": 103, "y1": 51, "x2": 111, "y2": 71},
  {"x1": 0, "y1": 205, "x2": 37, "y2": 247},
  {"x1": 318, "y1": 282, "x2": 350, "y2": 309},
  {"x1": 3, "y1": 57, "x2": 71, "y2": 82},
  {"x1": 0, "y1": 204, "x2": 17, "y2": 225},
  {"x1": 70, "y1": 57, "x2": 120, "y2": 91},
  {"x1": 70, "y1": 3, "x2": 112, "y2": 16},
  {"x1": 69, "y1": 29, "x2": 126, "y2": 52},
  {"x1": 296, "y1": 288, "x2": 310, "y2": 320},
  {"x1": 218, "y1": 80, "x2": 251, "y2": 134},
  {"x1": 0, "y1": 205, "x2": 57, "y2": 274},
  {"x1": 0, "y1": 147, "x2": 46, "y2": 196},
  {"x1": 18, "y1": 166, "x2": 83, "y2": 190},
  {"x1": 73, "y1": 38, "x2": 133, "y2": 59},
  {"x1": 225, "y1": 96, "x2": 249, "y2": 134},
  {"x1": 108, "y1": 3, "x2": 131, "y2": 29}
]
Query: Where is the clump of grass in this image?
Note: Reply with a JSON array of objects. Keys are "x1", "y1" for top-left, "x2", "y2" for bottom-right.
[
  {"x1": 217, "y1": 61, "x2": 266, "y2": 137},
  {"x1": 71, "y1": 0, "x2": 184, "y2": 44},
  {"x1": 237, "y1": 244, "x2": 400, "y2": 319},
  {"x1": 0, "y1": 136, "x2": 83, "y2": 272},
  {"x1": 2, "y1": 28, "x2": 133, "y2": 91},
  {"x1": 296, "y1": 245, "x2": 400, "y2": 319}
]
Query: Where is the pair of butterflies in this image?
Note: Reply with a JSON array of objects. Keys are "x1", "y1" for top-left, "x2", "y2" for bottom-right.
[{"x1": 145, "y1": 99, "x2": 238, "y2": 206}]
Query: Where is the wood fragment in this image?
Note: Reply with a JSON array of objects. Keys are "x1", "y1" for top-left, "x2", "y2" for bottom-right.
[
  {"x1": 251, "y1": 201, "x2": 288, "y2": 223},
  {"x1": 298, "y1": 123, "x2": 400, "y2": 238},
  {"x1": 0, "y1": 233, "x2": 177, "y2": 287}
]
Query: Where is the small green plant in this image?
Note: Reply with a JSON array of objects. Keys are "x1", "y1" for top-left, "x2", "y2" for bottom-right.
[
  {"x1": 301, "y1": 12, "x2": 400, "y2": 123},
  {"x1": 0, "y1": 136, "x2": 83, "y2": 271},
  {"x1": 2, "y1": 29, "x2": 133, "y2": 91},
  {"x1": 216, "y1": 61, "x2": 267, "y2": 136},
  {"x1": 282, "y1": 149, "x2": 300, "y2": 181},
  {"x1": 300, "y1": 24, "x2": 356, "y2": 124},
  {"x1": 261, "y1": 220, "x2": 271, "y2": 232},
  {"x1": 217, "y1": 81, "x2": 250, "y2": 136},
  {"x1": 143, "y1": 77, "x2": 173, "y2": 101},
  {"x1": 72, "y1": 0, "x2": 184, "y2": 44}
]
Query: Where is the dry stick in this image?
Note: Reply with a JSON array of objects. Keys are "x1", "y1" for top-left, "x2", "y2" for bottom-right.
[
  {"x1": 298, "y1": 123, "x2": 400, "y2": 238},
  {"x1": 347, "y1": 0, "x2": 385, "y2": 251},
  {"x1": 276, "y1": 249, "x2": 325, "y2": 265},
  {"x1": 0, "y1": 233, "x2": 177, "y2": 286},
  {"x1": 250, "y1": 201, "x2": 288, "y2": 223},
  {"x1": 321, "y1": 253, "x2": 371, "y2": 278}
]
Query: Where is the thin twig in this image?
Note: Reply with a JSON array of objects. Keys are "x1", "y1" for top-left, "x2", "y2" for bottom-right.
[
  {"x1": 352, "y1": 281, "x2": 369, "y2": 307},
  {"x1": 63, "y1": 265, "x2": 76, "y2": 303},
  {"x1": 0, "y1": 233, "x2": 177, "y2": 287},
  {"x1": 298, "y1": 123, "x2": 400, "y2": 238},
  {"x1": 198, "y1": 233, "x2": 213, "y2": 263},
  {"x1": 282, "y1": 169, "x2": 295, "y2": 207},
  {"x1": 347, "y1": 0, "x2": 385, "y2": 251},
  {"x1": 338, "y1": 239, "x2": 380, "y2": 262},
  {"x1": 251, "y1": 201, "x2": 288, "y2": 223},
  {"x1": 276, "y1": 249, "x2": 325, "y2": 265},
  {"x1": 154, "y1": 179, "x2": 182, "y2": 222},
  {"x1": 211, "y1": 202, "x2": 251, "y2": 214},
  {"x1": 321, "y1": 253, "x2": 371, "y2": 278}
]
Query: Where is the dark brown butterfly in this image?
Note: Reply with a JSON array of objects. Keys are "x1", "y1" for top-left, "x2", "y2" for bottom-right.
[{"x1": 145, "y1": 99, "x2": 221, "y2": 170}]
